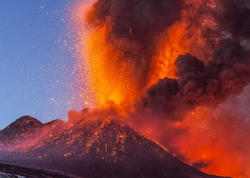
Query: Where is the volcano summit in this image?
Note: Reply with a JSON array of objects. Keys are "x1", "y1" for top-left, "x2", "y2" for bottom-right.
[{"x1": 0, "y1": 115, "x2": 228, "y2": 178}]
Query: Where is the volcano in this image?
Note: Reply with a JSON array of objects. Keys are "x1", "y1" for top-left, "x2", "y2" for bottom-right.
[{"x1": 0, "y1": 116, "x2": 228, "y2": 178}]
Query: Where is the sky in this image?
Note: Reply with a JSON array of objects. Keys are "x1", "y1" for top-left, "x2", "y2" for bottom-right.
[{"x1": 0, "y1": 0, "x2": 82, "y2": 128}]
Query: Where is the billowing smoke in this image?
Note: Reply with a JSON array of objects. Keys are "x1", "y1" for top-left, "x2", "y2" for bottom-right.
[
  {"x1": 216, "y1": 0, "x2": 250, "y2": 39},
  {"x1": 138, "y1": 39, "x2": 250, "y2": 120}
]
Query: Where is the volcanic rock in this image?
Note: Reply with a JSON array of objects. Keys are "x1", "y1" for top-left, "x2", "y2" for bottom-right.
[
  {"x1": 0, "y1": 116, "x2": 43, "y2": 146},
  {"x1": 0, "y1": 116, "x2": 228, "y2": 178}
]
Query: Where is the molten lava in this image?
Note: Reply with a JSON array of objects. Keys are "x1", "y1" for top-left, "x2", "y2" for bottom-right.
[{"x1": 85, "y1": 25, "x2": 140, "y2": 108}]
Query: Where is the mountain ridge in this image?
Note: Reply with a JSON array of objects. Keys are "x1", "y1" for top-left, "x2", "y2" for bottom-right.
[{"x1": 0, "y1": 116, "x2": 230, "y2": 178}]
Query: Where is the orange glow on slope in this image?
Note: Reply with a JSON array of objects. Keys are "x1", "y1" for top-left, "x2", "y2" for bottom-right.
[
  {"x1": 172, "y1": 107, "x2": 250, "y2": 178},
  {"x1": 130, "y1": 107, "x2": 250, "y2": 178}
]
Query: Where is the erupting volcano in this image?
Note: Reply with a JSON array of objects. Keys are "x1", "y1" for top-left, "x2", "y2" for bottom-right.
[
  {"x1": 0, "y1": 0, "x2": 249, "y2": 177},
  {"x1": 72, "y1": 0, "x2": 250, "y2": 177}
]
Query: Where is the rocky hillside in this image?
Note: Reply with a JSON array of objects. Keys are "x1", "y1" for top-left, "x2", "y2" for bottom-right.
[{"x1": 0, "y1": 116, "x2": 228, "y2": 178}]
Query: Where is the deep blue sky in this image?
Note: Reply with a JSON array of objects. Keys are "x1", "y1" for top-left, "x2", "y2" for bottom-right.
[{"x1": 0, "y1": 0, "x2": 82, "y2": 128}]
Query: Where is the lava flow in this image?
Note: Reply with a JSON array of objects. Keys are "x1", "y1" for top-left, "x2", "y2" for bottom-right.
[{"x1": 71, "y1": 0, "x2": 250, "y2": 177}]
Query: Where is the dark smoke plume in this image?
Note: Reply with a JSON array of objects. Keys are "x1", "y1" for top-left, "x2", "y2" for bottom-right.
[
  {"x1": 87, "y1": 0, "x2": 184, "y2": 89},
  {"x1": 216, "y1": 0, "x2": 250, "y2": 39},
  {"x1": 138, "y1": 39, "x2": 250, "y2": 120}
]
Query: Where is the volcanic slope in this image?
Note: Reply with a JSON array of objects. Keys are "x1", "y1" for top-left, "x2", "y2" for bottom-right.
[{"x1": 0, "y1": 116, "x2": 227, "y2": 178}]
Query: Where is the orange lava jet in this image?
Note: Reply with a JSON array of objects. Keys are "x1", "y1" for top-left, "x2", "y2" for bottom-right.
[{"x1": 85, "y1": 25, "x2": 140, "y2": 108}]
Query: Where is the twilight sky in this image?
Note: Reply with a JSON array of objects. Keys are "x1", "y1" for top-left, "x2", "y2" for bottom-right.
[{"x1": 0, "y1": 0, "x2": 82, "y2": 128}]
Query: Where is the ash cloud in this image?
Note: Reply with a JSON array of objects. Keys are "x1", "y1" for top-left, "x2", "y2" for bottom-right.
[
  {"x1": 87, "y1": 0, "x2": 184, "y2": 88},
  {"x1": 216, "y1": 0, "x2": 250, "y2": 39},
  {"x1": 138, "y1": 39, "x2": 250, "y2": 120}
]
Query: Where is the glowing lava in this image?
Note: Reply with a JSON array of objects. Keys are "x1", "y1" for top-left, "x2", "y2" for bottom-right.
[{"x1": 85, "y1": 25, "x2": 140, "y2": 108}]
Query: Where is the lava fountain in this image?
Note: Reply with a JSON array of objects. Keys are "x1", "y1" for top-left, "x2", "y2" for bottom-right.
[{"x1": 73, "y1": 0, "x2": 219, "y2": 110}]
